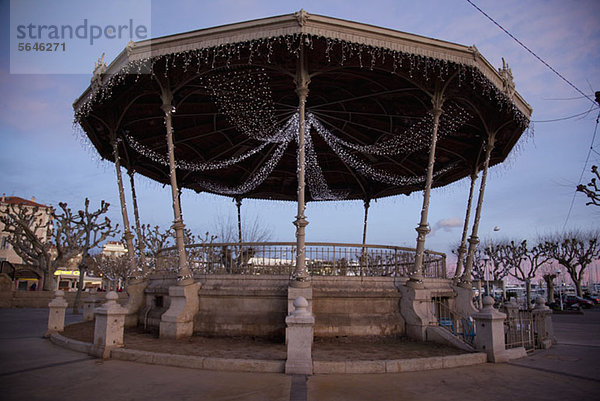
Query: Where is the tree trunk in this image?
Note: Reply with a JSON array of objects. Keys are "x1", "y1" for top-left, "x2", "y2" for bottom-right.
[
  {"x1": 545, "y1": 277, "x2": 555, "y2": 303},
  {"x1": 526, "y1": 279, "x2": 532, "y2": 310},
  {"x1": 72, "y1": 265, "x2": 86, "y2": 313},
  {"x1": 574, "y1": 278, "x2": 583, "y2": 297}
]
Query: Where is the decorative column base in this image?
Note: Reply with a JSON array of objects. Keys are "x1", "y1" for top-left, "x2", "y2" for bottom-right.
[
  {"x1": 123, "y1": 279, "x2": 148, "y2": 327},
  {"x1": 451, "y1": 284, "x2": 479, "y2": 317},
  {"x1": 45, "y1": 290, "x2": 68, "y2": 337},
  {"x1": 90, "y1": 291, "x2": 128, "y2": 359},
  {"x1": 159, "y1": 282, "x2": 201, "y2": 339},
  {"x1": 285, "y1": 296, "x2": 314, "y2": 375},
  {"x1": 399, "y1": 284, "x2": 434, "y2": 341}
]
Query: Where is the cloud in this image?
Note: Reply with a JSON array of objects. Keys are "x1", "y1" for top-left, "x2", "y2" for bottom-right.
[{"x1": 430, "y1": 217, "x2": 463, "y2": 236}]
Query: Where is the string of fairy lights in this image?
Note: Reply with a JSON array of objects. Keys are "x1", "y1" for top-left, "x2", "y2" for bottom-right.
[
  {"x1": 123, "y1": 109, "x2": 463, "y2": 200},
  {"x1": 74, "y1": 33, "x2": 530, "y2": 130},
  {"x1": 74, "y1": 32, "x2": 530, "y2": 201}
]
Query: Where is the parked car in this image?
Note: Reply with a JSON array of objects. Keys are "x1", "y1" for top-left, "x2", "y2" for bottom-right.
[
  {"x1": 563, "y1": 295, "x2": 595, "y2": 309},
  {"x1": 583, "y1": 294, "x2": 600, "y2": 305}
]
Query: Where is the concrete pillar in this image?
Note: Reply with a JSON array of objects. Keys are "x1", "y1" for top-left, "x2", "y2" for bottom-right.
[
  {"x1": 124, "y1": 280, "x2": 148, "y2": 327},
  {"x1": 532, "y1": 296, "x2": 555, "y2": 348},
  {"x1": 82, "y1": 292, "x2": 98, "y2": 322},
  {"x1": 285, "y1": 296, "x2": 314, "y2": 375},
  {"x1": 398, "y1": 285, "x2": 435, "y2": 341},
  {"x1": 45, "y1": 290, "x2": 68, "y2": 337},
  {"x1": 473, "y1": 296, "x2": 508, "y2": 362},
  {"x1": 90, "y1": 291, "x2": 128, "y2": 359},
  {"x1": 159, "y1": 282, "x2": 201, "y2": 339},
  {"x1": 452, "y1": 284, "x2": 479, "y2": 317}
]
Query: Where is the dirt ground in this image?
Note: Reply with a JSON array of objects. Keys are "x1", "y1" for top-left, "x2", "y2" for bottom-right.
[{"x1": 62, "y1": 321, "x2": 467, "y2": 361}]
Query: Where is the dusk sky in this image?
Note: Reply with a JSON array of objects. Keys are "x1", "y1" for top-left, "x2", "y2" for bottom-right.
[{"x1": 1, "y1": 0, "x2": 599, "y2": 272}]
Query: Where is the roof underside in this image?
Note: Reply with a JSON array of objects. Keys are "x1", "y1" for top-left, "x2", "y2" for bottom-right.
[{"x1": 74, "y1": 11, "x2": 532, "y2": 202}]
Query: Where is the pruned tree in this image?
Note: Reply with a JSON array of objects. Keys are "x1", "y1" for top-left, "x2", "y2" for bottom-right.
[
  {"x1": 212, "y1": 214, "x2": 272, "y2": 243},
  {"x1": 497, "y1": 240, "x2": 534, "y2": 307},
  {"x1": 0, "y1": 202, "x2": 80, "y2": 290},
  {"x1": 69, "y1": 199, "x2": 119, "y2": 313},
  {"x1": 541, "y1": 265, "x2": 558, "y2": 304},
  {"x1": 542, "y1": 231, "x2": 600, "y2": 297},
  {"x1": 92, "y1": 253, "x2": 132, "y2": 291},
  {"x1": 138, "y1": 224, "x2": 172, "y2": 271},
  {"x1": 517, "y1": 241, "x2": 551, "y2": 308},
  {"x1": 483, "y1": 240, "x2": 511, "y2": 281},
  {"x1": 577, "y1": 165, "x2": 600, "y2": 206}
]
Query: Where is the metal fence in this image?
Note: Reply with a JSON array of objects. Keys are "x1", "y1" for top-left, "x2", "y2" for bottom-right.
[
  {"x1": 501, "y1": 307, "x2": 535, "y2": 352},
  {"x1": 156, "y1": 242, "x2": 446, "y2": 278},
  {"x1": 432, "y1": 297, "x2": 475, "y2": 345}
]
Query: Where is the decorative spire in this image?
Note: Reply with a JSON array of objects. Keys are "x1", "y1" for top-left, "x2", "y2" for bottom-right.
[
  {"x1": 91, "y1": 52, "x2": 107, "y2": 85},
  {"x1": 295, "y1": 9, "x2": 309, "y2": 27},
  {"x1": 498, "y1": 57, "x2": 515, "y2": 97}
]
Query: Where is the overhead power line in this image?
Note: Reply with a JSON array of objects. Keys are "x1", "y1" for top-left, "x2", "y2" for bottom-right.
[{"x1": 466, "y1": 0, "x2": 596, "y2": 106}]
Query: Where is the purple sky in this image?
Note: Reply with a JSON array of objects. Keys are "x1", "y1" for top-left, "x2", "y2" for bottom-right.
[{"x1": 1, "y1": 0, "x2": 599, "y2": 279}]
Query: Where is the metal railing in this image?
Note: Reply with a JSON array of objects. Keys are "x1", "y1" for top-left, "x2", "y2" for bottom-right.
[
  {"x1": 500, "y1": 306, "x2": 535, "y2": 352},
  {"x1": 433, "y1": 297, "x2": 475, "y2": 345},
  {"x1": 156, "y1": 242, "x2": 446, "y2": 278}
]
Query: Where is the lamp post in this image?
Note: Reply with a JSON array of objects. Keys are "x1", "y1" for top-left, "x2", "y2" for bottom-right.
[{"x1": 482, "y1": 254, "x2": 490, "y2": 297}]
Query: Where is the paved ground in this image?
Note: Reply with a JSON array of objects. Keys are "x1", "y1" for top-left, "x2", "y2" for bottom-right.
[{"x1": 1, "y1": 308, "x2": 598, "y2": 401}]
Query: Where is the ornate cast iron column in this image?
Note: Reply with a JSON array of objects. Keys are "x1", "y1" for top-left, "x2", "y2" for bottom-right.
[
  {"x1": 454, "y1": 170, "x2": 478, "y2": 281},
  {"x1": 110, "y1": 136, "x2": 139, "y2": 280},
  {"x1": 407, "y1": 92, "x2": 444, "y2": 288},
  {"x1": 128, "y1": 169, "x2": 147, "y2": 274},
  {"x1": 291, "y1": 43, "x2": 311, "y2": 288},
  {"x1": 461, "y1": 132, "x2": 496, "y2": 287},
  {"x1": 235, "y1": 196, "x2": 243, "y2": 244},
  {"x1": 360, "y1": 198, "x2": 371, "y2": 276},
  {"x1": 160, "y1": 87, "x2": 193, "y2": 285}
]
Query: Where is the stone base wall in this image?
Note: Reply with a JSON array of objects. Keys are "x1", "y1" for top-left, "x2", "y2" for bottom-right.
[
  {"x1": 141, "y1": 274, "x2": 417, "y2": 339},
  {"x1": 313, "y1": 276, "x2": 405, "y2": 337},
  {"x1": 0, "y1": 290, "x2": 128, "y2": 308}
]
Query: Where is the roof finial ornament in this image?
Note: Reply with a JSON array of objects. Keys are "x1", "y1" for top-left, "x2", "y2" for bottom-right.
[
  {"x1": 295, "y1": 9, "x2": 309, "y2": 27},
  {"x1": 91, "y1": 52, "x2": 107, "y2": 85},
  {"x1": 498, "y1": 57, "x2": 515, "y2": 97},
  {"x1": 126, "y1": 40, "x2": 135, "y2": 56}
]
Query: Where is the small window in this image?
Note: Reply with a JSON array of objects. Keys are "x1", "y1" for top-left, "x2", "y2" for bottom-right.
[{"x1": 0, "y1": 237, "x2": 10, "y2": 250}]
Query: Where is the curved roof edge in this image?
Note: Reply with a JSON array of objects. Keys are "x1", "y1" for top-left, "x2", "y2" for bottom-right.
[{"x1": 74, "y1": 10, "x2": 532, "y2": 118}]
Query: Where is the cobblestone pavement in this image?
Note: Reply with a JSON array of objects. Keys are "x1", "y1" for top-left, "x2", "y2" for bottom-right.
[{"x1": 1, "y1": 308, "x2": 598, "y2": 401}]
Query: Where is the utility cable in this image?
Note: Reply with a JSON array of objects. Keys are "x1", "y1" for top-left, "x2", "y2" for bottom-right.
[
  {"x1": 465, "y1": 0, "x2": 596, "y2": 106},
  {"x1": 563, "y1": 112, "x2": 600, "y2": 230}
]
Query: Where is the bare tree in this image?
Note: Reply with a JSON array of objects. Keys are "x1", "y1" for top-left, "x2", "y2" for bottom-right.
[
  {"x1": 577, "y1": 165, "x2": 600, "y2": 206},
  {"x1": 497, "y1": 240, "x2": 535, "y2": 307},
  {"x1": 541, "y1": 265, "x2": 558, "y2": 304},
  {"x1": 517, "y1": 241, "x2": 551, "y2": 308},
  {"x1": 92, "y1": 253, "x2": 132, "y2": 291},
  {"x1": 0, "y1": 202, "x2": 80, "y2": 290},
  {"x1": 212, "y1": 214, "x2": 272, "y2": 243},
  {"x1": 542, "y1": 231, "x2": 600, "y2": 297},
  {"x1": 482, "y1": 240, "x2": 511, "y2": 281},
  {"x1": 138, "y1": 224, "x2": 172, "y2": 271},
  {"x1": 69, "y1": 199, "x2": 119, "y2": 313}
]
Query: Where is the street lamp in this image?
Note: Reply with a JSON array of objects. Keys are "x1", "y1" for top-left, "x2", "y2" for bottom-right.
[{"x1": 482, "y1": 254, "x2": 490, "y2": 296}]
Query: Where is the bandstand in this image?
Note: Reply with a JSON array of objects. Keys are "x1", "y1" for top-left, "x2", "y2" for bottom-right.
[{"x1": 74, "y1": 10, "x2": 531, "y2": 354}]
